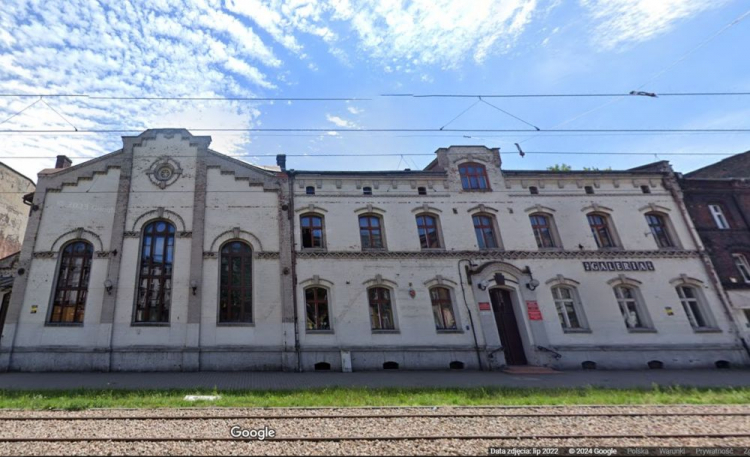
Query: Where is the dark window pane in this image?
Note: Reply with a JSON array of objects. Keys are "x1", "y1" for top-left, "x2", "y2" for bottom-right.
[{"x1": 218, "y1": 241, "x2": 253, "y2": 323}]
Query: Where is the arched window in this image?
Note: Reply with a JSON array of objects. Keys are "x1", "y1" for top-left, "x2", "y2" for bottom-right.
[
  {"x1": 645, "y1": 212, "x2": 674, "y2": 248},
  {"x1": 416, "y1": 214, "x2": 441, "y2": 249},
  {"x1": 368, "y1": 287, "x2": 395, "y2": 330},
  {"x1": 587, "y1": 213, "x2": 617, "y2": 248},
  {"x1": 733, "y1": 253, "x2": 750, "y2": 283},
  {"x1": 551, "y1": 285, "x2": 587, "y2": 331},
  {"x1": 459, "y1": 162, "x2": 490, "y2": 190},
  {"x1": 359, "y1": 214, "x2": 384, "y2": 250},
  {"x1": 49, "y1": 240, "x2": 93, "y2": 324},
  {"x1": 305, "y1": 287, "x2": 330, "y2": 330},
  {"x1": 676, "y1": 285, "x2": 714, "y2": 330},
  {"x1": 472, "y1": 214, "x2": 499, "y2": 249},
  {"x1": 613, "y1": 285, "x2": 651, "y2": 330},
  {"x1": 300, "y1": 214, "x2": 325, "y2": 249},
  {"x1": 135, "y1": 220, "x2": 175, "y2": 323},
  {"x1": 219, "y1": 241, "x2": 253, "y2": 323},
  {"x1": 430, "y1": 287, "x2": 457, "y2": 330},
  {"x1": 529, "y1": 213, "x2": 557, "y2": 249}
]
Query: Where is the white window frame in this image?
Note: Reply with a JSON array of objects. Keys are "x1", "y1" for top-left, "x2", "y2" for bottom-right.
[
  {"x1": 675, "y1": 285, "x2": 716, "y2": 330},
  {"x1": 551, "y1": 285, "x2": 589, "y2": 332},
  {"x1": 733, "y1": 254, "x2": 750, "y2": 283},
  {"x1": 613, "y1": 285, "x2": 653, "y2": 331},
  {"x1": 709, "y1": 204, "x2": 730, "y2": 229}
]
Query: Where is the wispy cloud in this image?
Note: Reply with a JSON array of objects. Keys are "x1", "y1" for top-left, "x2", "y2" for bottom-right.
[
  {"x1": 326, "y1": 114, "x2": 358, "y2": 128},
  {"x1": 347, "y1": 106, "x2": 363, "y2": 115},
  {"x1": 580, "y1": 0, "x2": 728, "y2": 50}
]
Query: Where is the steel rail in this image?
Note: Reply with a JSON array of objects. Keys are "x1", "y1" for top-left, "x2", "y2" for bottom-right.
[
  {"x1": 1, "y1": 412, "x2": 749, "y2": 421},
  {"x1": 2, "y1": 433, "x2": 750, "y2": 442}
]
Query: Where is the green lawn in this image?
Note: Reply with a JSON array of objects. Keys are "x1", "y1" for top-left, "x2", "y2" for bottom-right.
[{"x1": 1, "y1": 386, "x2": 749, "y2": 410}]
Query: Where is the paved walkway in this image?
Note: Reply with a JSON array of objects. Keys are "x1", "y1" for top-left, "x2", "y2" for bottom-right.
[{"x1": 0, "y1": 369, "x2": 749, "y2": 390}]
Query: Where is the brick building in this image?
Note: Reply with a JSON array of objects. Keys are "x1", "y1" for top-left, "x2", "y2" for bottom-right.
[{"x1": 681, "y1": 151, "x2": 750, "y2": 346}]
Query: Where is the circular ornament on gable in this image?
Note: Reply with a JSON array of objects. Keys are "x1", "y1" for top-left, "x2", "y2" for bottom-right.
[{"x1": 146, "y1": 157, "x2": 183, "y2": 189}]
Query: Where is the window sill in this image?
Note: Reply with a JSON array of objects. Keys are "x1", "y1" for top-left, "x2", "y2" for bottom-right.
[
  {"x1": 562, "y1": 328, "x2": 592, "y2": 334},
  {"x1": 598, "y1": 246, "x2": 623, "y2": 251},
  {"x1": 306, "y1": 329, "x2": 334, "y2": 334},
  {"x1": 626, "y1": 328, "x2": 657, "y2": 333},
  {"x1": 421, "y1": 248, "x2": 445, "y2": 252},
  {"x1": 45, "y1": 323, "x2": 84, "y2": 327},
  {"x1": 436, "y1": 329, "x2": 463, "y2": 334},
  {"x1": 538, "y1": 247, "x2": 563, "y2": 252},
  {"x1": 132, "y1": 322, "x2": 170, "y2": 327},
  {"x1": 217, "y1": 322, "x2": 255, "y2": 327},
  {"x1": 361, "y1": 248, "x2": 388, "y2": 252},
  {"x1": 301, "y1": 248, "x2": 327, "y2": 252},
  {"x1": 693, "y1": 327, "x2": 722, "y2": 333},
  {"x1": 372, "y1": 329, "x2": 399, "y2": 334}
]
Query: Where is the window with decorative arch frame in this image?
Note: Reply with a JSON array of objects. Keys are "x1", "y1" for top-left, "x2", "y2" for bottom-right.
[
  {"x1": 670, "y1": 277, "x2": 719, "y2": 332},
  {"x1": 549, "y1": 284, "x2": 589, "y2": 332},
  {"x1": 528, "y1": 212, "x2": 561, "y2": 249},
  {"x1": 415, "y1": 213, "x2": 443, "y2": 249},
  {"x1": 218, "y1": 240, "x2": 253, "y2": 324},
  {"x1": 300, "y1": 213, "x2": 326, "y2": 250},
  {"x1": 359, "y1": 213, "x2": 386, "y2": 250},
  {"x1": 644, "y1": 211, "x2": 679, "y2": 249},
  {"x1": 458, "y1": 162, "x2": 490, "y2": 191},
  {"x1": 587, "y1": 212, "x2": 620, "y2": 249},
  {"x1": 304, "y1": 286, "x2": 331, "y2": 332},
  {"x1": 367, "y1": 286, "x2": 397, "y2": 331},
  {"x1": 472, "y1": 213, "x2": 501, "y2": 249},
  {"x1": 47, "y1": 239, "x2": 94, "y2": 325},
  {"x1": 610, "y1": 280, "x2": 654, "y2": 331},
  {"x1": 134, "y1": 219, "x2": 175, "y2": 324},
  {"x1": 429, "y1": 286, "x2": 459, "y2": 331}
]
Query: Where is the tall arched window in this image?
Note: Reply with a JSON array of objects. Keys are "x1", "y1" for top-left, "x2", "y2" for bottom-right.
[
  {"x1": 613, "y1": 285, "x2": 651, "y2": 330},
  {"x1": 368, "y1": 287, "x2": 395, "y2": 330},
  {"x1": 219, "y1": 241, "x2": 253, "y2": 323},
  {"x1": 430, "y1": 287, "x2": 457, "y2": 330},
  {"x1": 587, "y1": 213, "x2": 617, "y2": 248},
  {"x1": 359, "y1": 214, "x2": 384, "y2": 250},
  {"x1": 472, "y1": 214, "x2": 499, "y2": 249},
  {"x1": 300, "y1": 214, "x2": 325, "y2": 249},
  {"x1": 645, "y1": 212, "x2": 675, "y2": 248},
  {"x1": 135, "y1": 220, "x2": 175, "y2": 323},
  {"x1": 551, "y1": 285, "x2": 587, "y2": 331},
  {"x1": 675, "y1": 285, "x2": 714, "y2": 330},
  {"x1": 416, "y1": 214, "x2": 441, "y2": 249},
  {"x1": 529, "y1": 213, "x2": 557, "y2": 248},
  {"x1": 49, "y1": 240, "x2": 93, "y2": 324},
  {"x1": 459, "y1": 162, "x2": 490, "y2": 190},
  {"x1": 305, "y1": 287, "x2": 330, "y2": 330}
]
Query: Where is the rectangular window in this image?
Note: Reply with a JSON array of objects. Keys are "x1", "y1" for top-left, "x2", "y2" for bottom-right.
[
  {"x1": 614, "y1": 285, "x2": 650, "y2": 330},
  {"x1": 473, "y1": 215, "x2": 498, "y2": 249},
  {"x1": 305, "y1": 287, "x2": 330, "y2": 331},
  {"x1": 552, "y1": 286, "x2": 585, "y2": 330},
  {"x1": 50, "y1": 241, "x2": 93, "y2": 324},
  {"x1": 368, "y1": 287, "x2": 395, "y2": 330},
  {"x1": 676, "y1": 286, "x2": 711, "y2": 329},
  {"x1": 744, "y1": 309, "x2": 750, "y2": 328},
  {"x1": 430, "y1": 287, "x2": 457, "y2": 330},
  {"x1": 359, "y1": 215, "x2": 384, "y2": 249},
  {"x1": 300, "y1": 215, "x2": 325, "y2": 249},
  {"x1": 709, "y1": 204, "x2": 730, "y2": 229},
  {"x1": 135, "y1": 221, "x2": 175, "y2": 323},
  {"x1": 733, "y1": 254, "x2": 750, "y2": 283}
]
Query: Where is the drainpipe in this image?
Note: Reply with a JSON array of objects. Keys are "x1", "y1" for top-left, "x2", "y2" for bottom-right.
[
  {"x1": 287, "y1": 170, "x2": 302, "y2": 372},
  {"x1": 457, "y1": 259, "x2": 483, "y2": 370},
  {"x1": 668, "y1": 174, "x2": 750, "y2": 361}
]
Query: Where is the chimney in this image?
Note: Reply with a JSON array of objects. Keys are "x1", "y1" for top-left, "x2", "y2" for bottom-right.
[
  {"x1": 276, "y1": 154, "x2": 287, "y2": 171},
  {"x1": 55, "y1": 155, "x2": 72, "y2": 169}
]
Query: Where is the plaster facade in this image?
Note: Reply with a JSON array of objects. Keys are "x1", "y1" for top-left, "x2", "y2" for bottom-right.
[{"x1": 2, "y1": 129, "x2": 747, "y2": 371}]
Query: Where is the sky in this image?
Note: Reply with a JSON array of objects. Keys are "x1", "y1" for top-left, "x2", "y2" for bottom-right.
[{"x1": 1, "y1": 0, "x2": 749, "y2": 181}]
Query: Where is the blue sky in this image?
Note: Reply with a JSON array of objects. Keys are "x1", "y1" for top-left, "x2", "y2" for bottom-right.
[{"x1": 1, "y1": 0, "x2": 749, "y2": 180}]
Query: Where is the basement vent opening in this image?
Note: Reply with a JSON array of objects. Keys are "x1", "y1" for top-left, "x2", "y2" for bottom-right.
[
  {"x1": 581, "y1": 361, "x2": 597, "y2": 370},
  {"x1": 314, "y1": 362, "x2": 331, "y2": 371},
  {"x1": 449, "y1": 361, "x2": 465, "y2": 370},
  {"x1": 715, "y1": 360, "x2": 731, "y2": 369},
  {"x1": 418, "y1": 187, "x2": 427, "y2": 195},
  {"x1": 647, "y1": 360, "x2": 664, "y2": 369},
  {"x1": 383, "y1": 361, "x2": 400, "y2": 370}
]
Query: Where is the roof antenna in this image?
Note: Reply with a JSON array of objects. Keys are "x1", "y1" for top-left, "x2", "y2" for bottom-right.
[{"x1": 515, "y1": 143, "x2": 525, "y2": 158}]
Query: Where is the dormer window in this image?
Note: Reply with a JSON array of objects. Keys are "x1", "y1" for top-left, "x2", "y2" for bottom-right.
[{"x1": 459, "y1": 162, "x2": 490, "y2": 191}]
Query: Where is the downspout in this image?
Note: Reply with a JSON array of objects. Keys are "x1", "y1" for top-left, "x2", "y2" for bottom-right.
[
  {"x1": 287, "y1": 170, "x2": 302, "y2": 372},
  {"x1": 457, "y1": 259, "x2": 483, "y2": 370},
  {"x1": 668, "y1": 174, "x2": 750, "y2": 360}
]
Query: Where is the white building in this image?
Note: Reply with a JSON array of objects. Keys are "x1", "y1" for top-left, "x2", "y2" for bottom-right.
[{"x1": 1, "y1": 129, "x2": 748, "y2": 371}]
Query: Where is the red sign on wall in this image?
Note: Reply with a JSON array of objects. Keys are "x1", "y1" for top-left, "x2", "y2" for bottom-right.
[
  {"x1": 478, "y1": 302, "x2": 491, "y2": 311},
  {"x1": 526, "y1": 301, "x2": 543, "y2": 320}
]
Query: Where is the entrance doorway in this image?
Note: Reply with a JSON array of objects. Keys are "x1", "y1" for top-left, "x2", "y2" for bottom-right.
[{"x1": 489, "y1": 288, "x2": 527, "y2": 365}]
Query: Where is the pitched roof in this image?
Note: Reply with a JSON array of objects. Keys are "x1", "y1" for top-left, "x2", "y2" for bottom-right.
[{"x1": 685, "y1": 150, "x2": 750, "y2": 179}]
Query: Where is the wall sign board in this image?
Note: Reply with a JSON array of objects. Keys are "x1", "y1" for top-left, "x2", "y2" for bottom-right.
[
  {"x1": 583, "y1": 261, "x2": 655, "y2": 272},
  {"x1": 478, "y1": 302, "x2": 491, "y2": 311},
  {"x1": 526, "y1": 301, "x2": 543, "y2": 320}
]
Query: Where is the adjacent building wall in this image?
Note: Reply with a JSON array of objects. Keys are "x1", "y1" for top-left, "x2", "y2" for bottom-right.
[{"x1": 0, "y1": 163, "x2": 35, "y2": 259}]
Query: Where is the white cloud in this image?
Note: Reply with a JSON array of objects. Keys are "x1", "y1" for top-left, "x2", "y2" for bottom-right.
[
  {"x1": 346, "y1": 106, "x2": 362, "y2": 115},
  {"x1": 581, "y1": 0, "x2": 728, "y2": 50},
  {"x1": 326, "y1": 114, "x2": 358, "y2": 128}
]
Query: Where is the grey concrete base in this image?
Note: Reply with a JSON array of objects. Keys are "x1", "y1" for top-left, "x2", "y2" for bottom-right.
[
  {"x1": 349, "y1": 349, "x2": 483, "y2": 371},
  {"x1": 200, "y1": 350, "x2": 284, "y2": 371},
  {"x1": 9, "y1": 349, "x2": 110, "y2": 372},
  {"x1": 548, "y1": 347, "x2": 748, "y2": 370}
]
